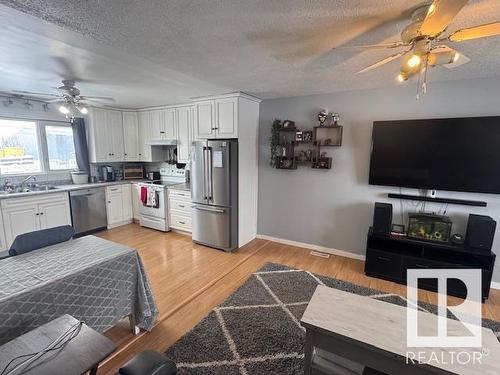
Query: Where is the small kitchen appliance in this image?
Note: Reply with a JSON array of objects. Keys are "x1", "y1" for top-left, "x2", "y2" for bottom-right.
[
  {"x1": 98, "y1": 166, "x2": 115, "y2": 182},
  {"x1": 146, "y1": 171, "x2": 161, "y2": 181}
]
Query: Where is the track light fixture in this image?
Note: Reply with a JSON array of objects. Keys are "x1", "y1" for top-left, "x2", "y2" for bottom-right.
[
  {"x1": 24, "y1": 100, "x2": 33, "y2": 110},
  {"x1": 2, "y1": 98, "x2": 13, "y2": 107}
]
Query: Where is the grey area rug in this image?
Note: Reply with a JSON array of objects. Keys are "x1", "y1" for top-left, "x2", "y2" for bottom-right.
[{"x1": 165, "y1": 262, "x2": 500, "y2": 374}]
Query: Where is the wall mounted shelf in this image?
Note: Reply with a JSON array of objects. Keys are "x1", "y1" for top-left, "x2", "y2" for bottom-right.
[{"x1": 271, "y1": 122, "x2": 343, "y2": 170}]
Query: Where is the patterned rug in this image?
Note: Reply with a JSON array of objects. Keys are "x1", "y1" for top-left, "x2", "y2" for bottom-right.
[{"x1": 165, "y1": 263, "x2": 500, "y2": 374}]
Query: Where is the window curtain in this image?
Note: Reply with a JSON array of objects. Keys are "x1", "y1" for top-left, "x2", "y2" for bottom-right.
[{"x1": 71, "y1": 117, "x2": 90, "y2": 176}]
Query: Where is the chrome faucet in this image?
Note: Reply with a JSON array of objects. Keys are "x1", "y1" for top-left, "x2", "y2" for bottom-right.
[{"x1": 21, "y1": 175, "x2": 37, "y2": 185}]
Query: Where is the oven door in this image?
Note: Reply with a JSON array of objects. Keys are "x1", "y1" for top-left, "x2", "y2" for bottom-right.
[{"x1": 138, "y1": 184, "x2": 166, "y2": 218}]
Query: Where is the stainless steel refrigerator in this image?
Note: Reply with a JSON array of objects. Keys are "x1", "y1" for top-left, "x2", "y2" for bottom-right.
[{"x1": 191, "y1": 139, "x2": 238, "y2": 251}]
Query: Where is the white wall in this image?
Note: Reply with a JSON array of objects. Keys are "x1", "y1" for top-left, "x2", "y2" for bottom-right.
[{"x1": 257, "y1": 76, "x2": 500, "y2": 283}]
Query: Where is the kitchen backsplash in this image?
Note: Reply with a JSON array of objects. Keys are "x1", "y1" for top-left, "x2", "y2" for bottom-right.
[{"x1": 90, "y1": 162, "x2": 188, "y2": 180}]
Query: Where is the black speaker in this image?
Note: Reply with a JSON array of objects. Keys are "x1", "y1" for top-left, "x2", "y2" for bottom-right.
[
  {"x1": 373, "y1": 202, "x2": 393, "y2": 236},
  {"x1": 465, "y1": 214, "x2": 496, "y2": 251}
]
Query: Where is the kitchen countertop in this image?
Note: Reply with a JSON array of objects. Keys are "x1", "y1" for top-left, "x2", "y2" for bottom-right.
[{"x1": 0, "y1": 180, "x2": 146, "y2": 200}]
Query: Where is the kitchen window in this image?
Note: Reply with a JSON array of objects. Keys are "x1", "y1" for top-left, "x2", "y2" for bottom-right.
[
  {"x1": 0, "y1": 118, "x2": 75, "y2": 175},
  {"x1": 43, "y1": 124, "x2": 77, "y2": 171}
]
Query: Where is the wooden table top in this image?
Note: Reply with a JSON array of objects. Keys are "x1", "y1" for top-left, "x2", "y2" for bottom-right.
[
  {"x1": 301, "y1": 285, "x2": 500, "y2": 375},
  {"x1": 0, "y1": 314, "x2": 116, "y2": 375}
]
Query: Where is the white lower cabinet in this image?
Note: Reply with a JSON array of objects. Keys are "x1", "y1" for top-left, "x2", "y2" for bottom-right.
[
  {"x1": 0, "y1": 211, "x2": 6, "y2": 252},
  {"x1": 106, "y1": 185, "x2": 133, "y2": 228},
  {"x1": 132, "y1": 183, "x2": 141, "y2": 221},
  {"x1": 167, "y1": 188, "x2": 192, "y2": 233},
  {"x1": 1, "y1": 193, "x2": 71, "y2": 248}
]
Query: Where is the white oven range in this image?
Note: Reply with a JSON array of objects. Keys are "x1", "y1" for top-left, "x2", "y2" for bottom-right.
[{"x1": 138, "y1": 176, "x2": 185, "y2": 232}]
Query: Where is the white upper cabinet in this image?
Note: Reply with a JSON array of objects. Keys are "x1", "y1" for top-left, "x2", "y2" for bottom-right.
[
  {"x1": 150, "y1": 110, "x2": 162, "y2": 139},
  {"x1": 162, "y1": 108, "x2": 177, "y2": 139},
  {"x1": 122, "y1": 112, "x2": 140, "y2": 161},
  {"x1": 194, "y1": 100, "x2": 216, "y2": 139},
  {"x1": 88, "y1": 108, "x2": 124, "y2": 163},
  {"x1": 87, "y1": 93, "x2": 258, "y2": 164},
  {"x1": 215, "y1": 97, "x2": 238, "y2": 138},
  {"x1": 88, "y1": 108, "x2": 110, "y2": 163},
  {"x1": 176, "y1": 106, "x2": 193, "y2": 163},
  {"x1": 137, "y1": 111, "x2": 152, "y2": 161},
  {"x1": 192, "y1": 95, "x2": 254, "y2": 140},
  {"x1": 107, "y1": 109, "x2": 125, "y2": 162}
]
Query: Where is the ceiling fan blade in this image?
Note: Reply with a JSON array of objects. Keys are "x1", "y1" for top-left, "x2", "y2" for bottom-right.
[
  {"x1": 419, "y1": 0, "x2": 469, "y2": 37},
  {"x1": 334, "y1": 42, "x2": 408, "y2": 50},
  {"x1": 448, "y1": 21, "x2": 500, "y2": 42},
  {"x1": 12, "y1": 90, "x2": 61, "y2": 98},
  {"x1": 356, "y1": 50, "x2": 409, "y2": 74},
  {"x1": 80, "y1": 96, "x2": 116, "y2": 102}
]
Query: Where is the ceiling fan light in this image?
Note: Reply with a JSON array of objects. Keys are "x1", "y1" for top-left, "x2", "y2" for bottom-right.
[
  {"x1": 453, "y1": 52, "x2": 460, "y2": 62},
  {"x1": 59, "y1": 104, "x2": 69, "y2": 114},
  {"x1": 427, "y1": 3, "x2": 436, "y2": 16},
  {"x1": 78, "y1": 106, "x2": 88, "y2": 115},
  {"x1": 407, "y1": 54, "x2": 421, "y2": 68},
  {"x1": 397, "y1": 73, "x2": 407, "y2": 83}
]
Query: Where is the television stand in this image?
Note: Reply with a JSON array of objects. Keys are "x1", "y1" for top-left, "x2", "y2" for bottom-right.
[{"x1": 365, "y1": 227, "x2": 496, "y2": 301}]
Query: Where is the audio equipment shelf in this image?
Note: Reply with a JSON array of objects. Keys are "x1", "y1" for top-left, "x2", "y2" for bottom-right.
[
  {"x1": 387, "y1": 193, "x2": 487, "y2": 207},
  {"x1": 365, "y1": 227, "x2": 496, "y2": 301}
]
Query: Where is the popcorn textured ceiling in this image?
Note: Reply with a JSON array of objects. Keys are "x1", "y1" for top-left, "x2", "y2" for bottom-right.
[{"x1": 1, "y1": 0, "x2": 500, "y2": 107}]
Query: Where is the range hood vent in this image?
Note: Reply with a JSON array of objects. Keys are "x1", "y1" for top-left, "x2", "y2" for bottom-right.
[{"x1": 145, "y1": 139, "x2": 177, "y2": 146}]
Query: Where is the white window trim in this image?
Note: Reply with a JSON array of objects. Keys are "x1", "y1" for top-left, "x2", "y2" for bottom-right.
[
  {"x1": 39, "y1": 121, "x2": 76, "y2": 173},
  {"x1": 0, "y1": 116, "x2": 73, "y2": 177}
]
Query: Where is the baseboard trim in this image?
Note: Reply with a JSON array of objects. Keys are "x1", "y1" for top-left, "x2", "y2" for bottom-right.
[
  {"x1": 256, "y1": 234, "x2": 366, "y2": 261},
  {"x1": 491, "y1": 281, "x2": 500, "y2": 291}
]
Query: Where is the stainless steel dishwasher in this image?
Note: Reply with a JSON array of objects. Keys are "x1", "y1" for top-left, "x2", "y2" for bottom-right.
[{"x1": 69, "y1": 187, "x2": 107, "y2": 236}]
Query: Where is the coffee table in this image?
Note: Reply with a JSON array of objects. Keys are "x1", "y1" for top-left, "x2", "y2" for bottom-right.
[{"x1": 300, "y1": 285, "x2": 500, "y2": 375}]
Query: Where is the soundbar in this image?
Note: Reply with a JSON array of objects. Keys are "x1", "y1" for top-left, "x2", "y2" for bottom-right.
[{"x1": 387, "y1": 193, "x2": 487, "y2": 207}]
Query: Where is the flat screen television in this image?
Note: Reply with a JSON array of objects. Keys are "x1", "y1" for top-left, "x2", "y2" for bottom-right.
[{"x1": 369, "y1": 116, "x2": 500, "y2": 194}]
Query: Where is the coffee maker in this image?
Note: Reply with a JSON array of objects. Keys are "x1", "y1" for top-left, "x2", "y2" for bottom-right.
[{"x1": 99, "y1": 165, "x2": 115, "y2": 182}]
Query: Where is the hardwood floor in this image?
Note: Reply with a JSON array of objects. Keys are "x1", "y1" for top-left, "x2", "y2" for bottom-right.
[{"x1": 96, "y1": 224, "x2": 500, "y2": 374}]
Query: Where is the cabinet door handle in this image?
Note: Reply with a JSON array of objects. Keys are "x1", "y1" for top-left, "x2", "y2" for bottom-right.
[
  {"x1": 108, "y1": 201, "x2": 111, "y2": 204},
  {"x1": 178, "y1": 204, "x2": 185, "y2": 208},
  {"x1": 35, "y1": 213, "x2": 39, "y2": 216},
  {"x1": 179, "y1": 221, "x2": 186, "y2": 224},
  {"x1": 377, "y1": 256, "x2": 390, "y2": 262},
  {"x1": 40, "y1": 212, "x2": 44, "y2": 215}
]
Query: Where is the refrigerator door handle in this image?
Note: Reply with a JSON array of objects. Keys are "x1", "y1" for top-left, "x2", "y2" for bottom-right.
[
  {"x1": 192, "y1": 205, "x2": 225, "y2": 213},
  {"x1": 207, "y1": 146, "x2": 213, "y2": 201},
  {"x1": 203, "y1": 146, "x2": 208, "y2": 201}
]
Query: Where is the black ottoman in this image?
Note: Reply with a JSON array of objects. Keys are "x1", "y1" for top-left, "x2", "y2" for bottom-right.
[{"x1": 118, "y1": 350, "x2": 177, "y2": 375}]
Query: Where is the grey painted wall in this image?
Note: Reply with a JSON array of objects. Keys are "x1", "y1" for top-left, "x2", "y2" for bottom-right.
[{"x1": 258, "y1": 76, "x2": 500, "y2": 283}]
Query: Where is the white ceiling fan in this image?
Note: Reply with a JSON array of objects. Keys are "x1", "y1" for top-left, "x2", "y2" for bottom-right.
[
  {"x1": 336, "y1": 0, "x2": 500, "y2": 96},
  {"x1": 11, "y1": 80, "x2": 115, "y2": 118}
]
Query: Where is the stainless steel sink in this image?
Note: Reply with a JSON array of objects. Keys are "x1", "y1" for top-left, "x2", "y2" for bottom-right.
[
  {"x1": 0, "y1": 185, "x2": 58, "y2": 194},
  {"x1": 31, "y1": 185, "x2": 57, "y2": 191}
]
